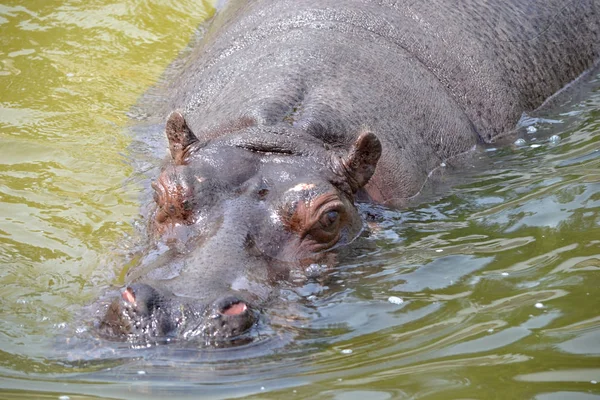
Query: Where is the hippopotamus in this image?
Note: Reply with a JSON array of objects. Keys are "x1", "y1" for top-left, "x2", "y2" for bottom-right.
[{"x1": 97, "y1": 0, "x2": 600, "y2": 344}]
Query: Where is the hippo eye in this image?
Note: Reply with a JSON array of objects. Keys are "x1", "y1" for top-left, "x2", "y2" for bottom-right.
[
  {"x1": 319, "y1": 209, "x2": 340, "y2": 229},
  {"x1": 257, "y1": 188, "x2": 269, "y2": 200}
]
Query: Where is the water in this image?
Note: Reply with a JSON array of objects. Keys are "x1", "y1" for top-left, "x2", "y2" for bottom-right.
[{"x1": 1, "y1": 1, "x2": 599, "y2": 399}]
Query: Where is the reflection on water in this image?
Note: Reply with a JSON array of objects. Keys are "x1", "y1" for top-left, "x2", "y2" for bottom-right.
[{"x1": 1, "y1": 1, "x2": 600, "y2": 399}]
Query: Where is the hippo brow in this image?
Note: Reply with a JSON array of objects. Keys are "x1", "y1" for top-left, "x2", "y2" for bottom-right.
[
  {"x1": 235, "y1": 142, "x2": 296, "y2": 155},
  {"x1": 226, "y1": 135, "x2": 318, "y2": 156}
]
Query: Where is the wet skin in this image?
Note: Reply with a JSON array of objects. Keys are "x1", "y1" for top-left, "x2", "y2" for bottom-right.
[{"x1": 97, "y1": 0, "x2": 600, "y2": 344}]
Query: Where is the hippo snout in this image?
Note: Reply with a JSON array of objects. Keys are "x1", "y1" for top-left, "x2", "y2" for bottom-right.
[
  {"x1": 97, "y1": 284, "x2": 257, "y2": 343},
  {"x1": 98, "y1": 283, "x2": 178, "y2": 339}
]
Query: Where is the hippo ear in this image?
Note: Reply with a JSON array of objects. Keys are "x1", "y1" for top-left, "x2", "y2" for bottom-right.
[
  {"x1": 342, "y1": 131, "x2": 382, "y2": 191},
  {"x1": 165, "y1": 111, "x2": 198, "y2": 164}
]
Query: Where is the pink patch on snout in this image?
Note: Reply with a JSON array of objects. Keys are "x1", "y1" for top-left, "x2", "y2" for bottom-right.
[
  {"x1": 288, "y1": 183, "x2": 316, "y2": 192},
  {"x1": 122, "y1": 287, "x2": 135, "y2": 304},
  {"x1": 221, "y1": 302, "x2": 247, "y2": 316}
]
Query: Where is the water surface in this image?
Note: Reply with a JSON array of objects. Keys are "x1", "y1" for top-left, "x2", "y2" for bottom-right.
[{"x1": 1, "y1": 1, "x2": 599, "y2": 399}]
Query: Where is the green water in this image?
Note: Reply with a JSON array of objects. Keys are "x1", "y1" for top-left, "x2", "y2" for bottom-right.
[{"x1": 1, "y1": 1, "x2": 599, "y2": 399}]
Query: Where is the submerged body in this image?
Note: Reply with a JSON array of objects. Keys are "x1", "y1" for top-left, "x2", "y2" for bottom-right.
[{"x1": 98, "y1": 0, "x2": 600, "y2": 343}]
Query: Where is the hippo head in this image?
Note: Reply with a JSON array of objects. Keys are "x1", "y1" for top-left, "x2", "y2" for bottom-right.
[{"x1": 98, "y1": 112, "x2": 381, "y2": 345}]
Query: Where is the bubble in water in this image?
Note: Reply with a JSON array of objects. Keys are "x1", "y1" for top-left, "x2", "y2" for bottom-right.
[
  {"x1": 530, "y1": 144, "x2": 542, "y2": 149},
  {"x1": 341, "y1": 349, "x2": 353, "y2": 354},
  {"x1": 514, "y1": 138, "x2": 527, "y2": 146},
  {"x1": 526, "y1": 126, "x2": 537, "y2": 134},
  {"x1": 388, "y1": 296, "x2": 404, "y2": 305},
  {"x1": 549, "y1": 134, "x2": 561, "y2": 143},
  {"x1": 305, "y1": 263, "x2": 327, "y2": 279},
  {"x1": 535, "y1": 302, "x2": 544, "y2": 309}
]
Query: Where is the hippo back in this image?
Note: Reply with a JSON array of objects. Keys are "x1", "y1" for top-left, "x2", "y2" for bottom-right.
[{"x1": 166, "y1": 0, "x2": 600, "y2": 204}]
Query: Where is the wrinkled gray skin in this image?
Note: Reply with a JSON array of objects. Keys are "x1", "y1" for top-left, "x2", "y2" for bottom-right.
[{"x1": 98, "y1": 0, "x2": 600, "y2": 344}]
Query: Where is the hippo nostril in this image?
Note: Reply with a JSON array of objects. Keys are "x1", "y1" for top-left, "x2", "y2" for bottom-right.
[
  {"x1": 119, "y1": 283, "x2": 163, "y2": 317},
  {"x1": 122, "y1": 287, "x2": 136, "y2": 304},
  {"x1": 221, "y1": 301, "x2": 247, "y2": 316},
  {"x1": 214, "y1": 296, "x2": 251, "y2": 319},
  {"x1": 207, "y1": 296, "x2": 255, "y2": 339}
]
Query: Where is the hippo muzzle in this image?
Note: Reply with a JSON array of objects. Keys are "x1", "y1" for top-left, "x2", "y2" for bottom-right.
[{"x1": 99, "y1": 283, "x2": 257, "y2": 343}]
